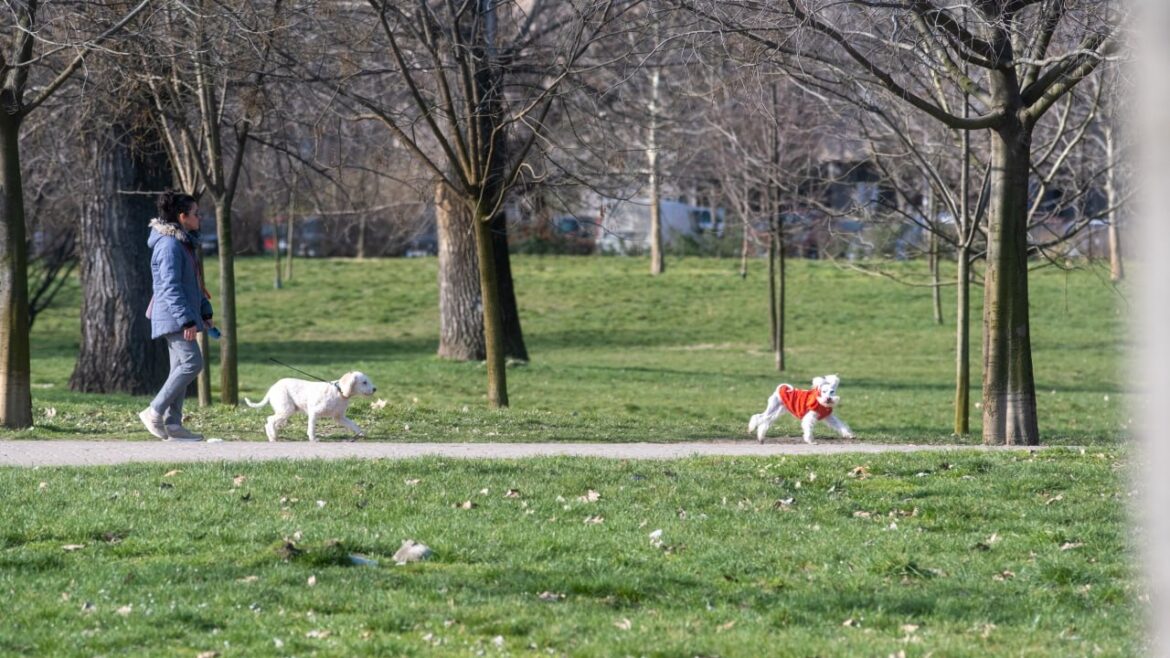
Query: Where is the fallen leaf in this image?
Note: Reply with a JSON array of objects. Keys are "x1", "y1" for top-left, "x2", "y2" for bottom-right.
[
  {"x1": 405, "y1": 478, "x2": 421, "y2": 486},
  {"x1": 614, "y1": 618, "x2": 632, "y2": 631},
  {"x1": 717, "y1": 620, "x2": 736, "y2": 632},
  {"x1": 774, "y1": 498, "x2": 794, "y2": 509},
  {"x1": 305, "y1": 629, "x2": 331, "y2": 639},
  {"x1": 233, "y1": 475, "x2": 247, "y2": 487},
  {"x1": 848, "y1": 465, "x2": 870, "y2": 479},
  {"x1": 1060, "y1": 542, "x2": 1084, "y2": 551},
  {"x1": 38, "y1": 481, "x2": 47, "y2": 491},
  {"x1": 901, "y1": 624, "x2": 919, "y2": 634},
  {"x1": 842, "y1": 618, "x2": 858, "y2": 627},
  {"x1": 504, "y1": 489, "x2": 521, "y2": 498},
  {"x1": 1044, "y1": 494, "x2": 1064, "y2": 505},
  {"x1": 163, "y1": 469, "x2": 182, "y2": 477},
  {"x1": 458, "y1": 500, "x2": 476, "y2": 510},
  {"x1": 238, "y1": 575, "x2": 259, "y2": 583},
  {"x1": 853, "y1": 511, "x2": 871, "y2": 518},
  {"x1": 316, "y1": 500, "x2": 327, "y2": 508},
  {"x1": 197, "y1": 652, "x2": 219, "y2": 658},
  {"x1": 370, "y1": 398, "x2": 388, "y2": 410},
  {"x1": 993, "y1": 570, "x2": 1015, "y2": 581},
  {"x1": 584, "y1": 515, "x2": 604, "y2": 525},
  {"x1": 648, "y1": 529, "x2": 664, "y2": 547},
  {"x1": 62, "y1": 544, "x2": 85, "y2": 552},
  {"x1": 578, "y1": 490, "x2": 601, "y2": 503},
  {"x1": 538, "y1": 591, "x2": 565, "y2": 602},
  {"x1": 116, "y1": 605, "x2": 132, "y2": 616},
  {"x1": 307, "y1": 575, "x2": 317, "y2": 587}
]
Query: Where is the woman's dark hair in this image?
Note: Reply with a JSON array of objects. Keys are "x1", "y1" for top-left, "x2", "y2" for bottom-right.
[{"x1": 157, "y1": 189, "x2": 197, "y2": 225}]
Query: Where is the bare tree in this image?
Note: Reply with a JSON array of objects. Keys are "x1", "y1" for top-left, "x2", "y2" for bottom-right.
[
  {"x1": 0, "y1": 0, "x2": 149, "y2": 428},
  {"x1": 136, "y1": 0, "x2": 286, "y2": 406},
  {"x1": 306, "y1": 0, "x2": 634, "y2": 408},
  {"x1": 679, "y1": 0, "x2": 1123, "y2": 445}
]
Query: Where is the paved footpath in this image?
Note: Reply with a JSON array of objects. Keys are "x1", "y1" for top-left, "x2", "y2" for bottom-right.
[{"x1": 0, "y1": 439, "x2": 1032, "y2": 467}]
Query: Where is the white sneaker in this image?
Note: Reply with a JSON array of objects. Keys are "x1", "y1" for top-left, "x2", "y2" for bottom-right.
[
  {"x1": 139, "y1": 408, "x2": 167, "y2": 439},
  {"x1": 165, "y1": 424, "x2": 204, "y2": 442}
]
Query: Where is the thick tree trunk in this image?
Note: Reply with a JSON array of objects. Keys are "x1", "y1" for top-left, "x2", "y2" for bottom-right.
[
  {"x1": 436, "y1": 182, "x2": 528, "y2": 362},
  {"x1": 473, "y1": 210, "x2": 508, "y2": 408},
  {"x1": 436, "y1": 181, "x2": 485, "y2": 361},
  {"x1": 954, "y1": 246, "x2": 971, "y2": 436},
  {"x1": 982, "y1": 123, "x2": 1040, "y2": 445},
  {"x1": 215, "y1": 198, "x2": 239, "y2": 405},
  {"x1": 490, "y1": 211, "x2": 528, "y2": 362},
  {"x1": 69, "y1": 126, "x2": 169, "y2": 394},
  {"x1": 0, "y1": 112, "x2": 31, "y2": 428}
]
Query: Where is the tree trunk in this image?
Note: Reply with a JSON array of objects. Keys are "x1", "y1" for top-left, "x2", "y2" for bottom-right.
[
  {"x1": 774, "y1": 213, "x2": 786, "y2": 372},
  {"x1": 648, "y1": 66, "x2": 664, "y2": 276},
  {"x1": 982, "y1": 122, "x2": 1040, "y2": 445},
  {"x1": 436, "y1": 181, "x2": 486, "y2": 361},
  {"x1": 0, "y1": 111, "x2": 31, "y2": 428},
  {"x1": 215, "y1": 197, "x2": 239, "y2": 405},
  {"x1": 954, "y1": 245, "x2": 971, "y2": 436},
  {"x1": 1104, "y1": 121, "x2": 1123, "y2": 282},
  {"x1": 69, "y1": 125, "x2": 169, "y2": 394},
  {"x1": 490, "y1": 210, "x2": 528, "y2": 362},
  {"x1": 473, "y1": 209, "x2": 508, "y2": 408}
]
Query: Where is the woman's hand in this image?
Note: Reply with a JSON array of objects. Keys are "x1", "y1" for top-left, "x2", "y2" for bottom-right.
[{"x1": 183, "y1": 325, "x2": 198, "y2": 341}]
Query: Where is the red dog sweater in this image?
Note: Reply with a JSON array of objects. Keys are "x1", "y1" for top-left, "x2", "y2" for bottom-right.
[{"x1": 777, "y1": 384, "x2": 834, "y2": 420}]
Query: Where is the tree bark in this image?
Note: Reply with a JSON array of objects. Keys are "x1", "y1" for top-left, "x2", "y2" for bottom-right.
[
  {"x1": 490, "y1": 210, "x2": 528, "y2": 362},
  {"x1": 215, "y1": 197, "x2": 239, "y2": 405},
  {"x1": 473, "y1": 209, "x2": 508, "y2": 408},
  {"x1": 0, "y1": 111, "x2": 31, "y2": 428},
  {"x1": 1104, "y1": 121, "x2": 1124, "y2": 282},
  {"x1": 70, "y1": 125, "x2": 169, "y2": 394},
  {"x1": 954, "y1": 245, "x2": 971, "y2": 436},
  {"x1": 436, "y1": 181, "x2": 486, "y2": 361},
  {"x1": 982, "y1": 121, "x2": 1040, "y2": 445},
  {"x1": 648, "y1": 62, "x2": 664, "y2": 275}
]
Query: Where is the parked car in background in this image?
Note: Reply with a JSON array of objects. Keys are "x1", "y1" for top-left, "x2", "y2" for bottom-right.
[{"x1": 260, "y1": 216, "x2": 324, "y2": 257}]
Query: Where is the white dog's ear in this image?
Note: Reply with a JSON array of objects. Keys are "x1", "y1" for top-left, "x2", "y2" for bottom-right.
[
  {"x1": 827, "y1": 374, "x2": 840, "y2": 386},
  {"x1": 811, "y1": 376, "x2": 825, "y2": 388},
  {"x1": 339, "y1": 372, "x2": 358, "y2": 398}
]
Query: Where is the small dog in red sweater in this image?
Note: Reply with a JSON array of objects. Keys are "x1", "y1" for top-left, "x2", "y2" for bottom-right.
[{"x1": 748, "y1": 374, "x2": 854, "y2": 444}]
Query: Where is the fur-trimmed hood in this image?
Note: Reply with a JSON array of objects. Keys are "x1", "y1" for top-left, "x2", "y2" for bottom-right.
[{"x1": 147, "y1": 218, "x2": 194, "y2": 247}]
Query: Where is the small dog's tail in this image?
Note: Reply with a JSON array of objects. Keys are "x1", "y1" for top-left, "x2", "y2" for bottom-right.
[{"x1": 243, "y1": 391, "x2": 270, "y2": 409}]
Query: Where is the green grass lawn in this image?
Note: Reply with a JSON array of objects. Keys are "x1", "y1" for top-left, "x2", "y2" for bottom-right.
[
  {"x1": 3, "y1": 256, "x2": 1141, "y2": 656},
  {"x1": 0, "y1": 449, "x2": 1142, "y2": 657},
  {"x1": 15, "y1": 255, "x2": 1127, "y2": 444}
]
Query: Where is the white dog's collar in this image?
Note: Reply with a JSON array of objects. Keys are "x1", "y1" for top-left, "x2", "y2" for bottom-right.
[{"x1": 331, "y1": 381, "x2": 348, "y2": 399}]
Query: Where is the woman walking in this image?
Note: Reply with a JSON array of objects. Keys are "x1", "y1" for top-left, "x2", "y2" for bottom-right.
[{"x1": 138, "y1": 190, "x2": 214, "y2": 441}]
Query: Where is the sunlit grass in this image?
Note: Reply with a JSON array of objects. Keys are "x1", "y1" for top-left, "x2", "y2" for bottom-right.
[{"x1": 16, "y1": 255, "x2": 1127, "y2": 443}]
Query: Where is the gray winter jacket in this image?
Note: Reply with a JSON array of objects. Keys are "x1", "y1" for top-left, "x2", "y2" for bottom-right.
[{"x1": 147, "y1": 218, "x2": 213, "y2": 339}]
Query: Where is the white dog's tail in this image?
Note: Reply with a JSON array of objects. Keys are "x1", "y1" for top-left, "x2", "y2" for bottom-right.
[{"x1": 243, "y1": 391, "x2": 270, "y2": 409}]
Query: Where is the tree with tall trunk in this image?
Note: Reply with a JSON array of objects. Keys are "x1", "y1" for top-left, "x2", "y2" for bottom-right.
[
  {"x1": 313, "y1": 0, "x2": 632, "y2": 407},
  {"x1": 679, "y1": 0, "x2": 1123, "y2": 445},
  {"x1": 0, "y1": 0, "x2": 150, "y2": 428}
]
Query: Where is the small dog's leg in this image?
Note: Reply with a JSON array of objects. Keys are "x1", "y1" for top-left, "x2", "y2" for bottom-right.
[
  {"x1": 265, "y1": 415, "x2": 280, "y2": 442},
  {"x1": 338, "y1": 415, "x2": 363, "y2": 439},
  {"x1": 307, "y1": 413, "x2": 318, "y2": 442},
  {"x1": 801, "y1": 412, "x2": 819, "y2": 444},
  {"x1": 825, "y1": 414, "x2": 854, "y2": 439},
  {"x1": 752, "y1": 393, "x2": 785, "y2": 443}
]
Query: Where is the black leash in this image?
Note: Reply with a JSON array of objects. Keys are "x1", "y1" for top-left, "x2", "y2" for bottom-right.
[{"x1": 268, "y1": 357, "x2": 332, "y2": 384}]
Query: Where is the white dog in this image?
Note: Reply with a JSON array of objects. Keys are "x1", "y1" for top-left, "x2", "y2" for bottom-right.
[
  {"x1": 244, "y1": 371, "x2": 377, "y2": 442},
  {"x1": 747, "y1": 374, "x2": 854, "y2": 444}
]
